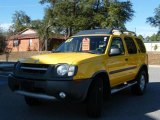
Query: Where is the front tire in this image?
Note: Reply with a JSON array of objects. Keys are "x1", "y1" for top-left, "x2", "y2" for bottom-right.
[
  {"x1": 131, "y1": 70, "x2": 147, "y2": 95},
  {"x1": 86, "y1": 77, "x2": 103, "y2": 118}
]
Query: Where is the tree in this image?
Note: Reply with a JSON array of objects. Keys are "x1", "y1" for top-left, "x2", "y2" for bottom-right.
[
  {"x1": 40, "y1": 0, "x2": 134, "y2": 36},
  {"x1": 147, "y1": 5, "x2": 160, "y2": 33},
  {"x1": 154, "y1": 44, "x2": 158, "y2": 51},
  {"x1": 104, "y1": 1, "x2": 134, "y2": 29},
  {"x1": 137, "y1": 35, "x2": 144, "y2": 41},
  {"x1": 144, "y1": 33, "x2": 160, "y2": 41},
  {"x1": 35, "y1": 20, "x2": 52, "y2": 51},
  {"x1": 0, "y1": 27, "x2": 6, "y2": 53},
  {"x1": 30, "y1": 20, "x2": 43, "y2": 29},
  {"x1": 150, "y1": 34, "x2": 158, "y2": 41},
  {"x1": 10, "y1": 11, "x2": 31, "y2": 33}
]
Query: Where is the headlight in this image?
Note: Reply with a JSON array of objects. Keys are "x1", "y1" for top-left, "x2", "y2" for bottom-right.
[
  {"x1": 68, "y1": 66, "x2": 76, "y2": 76},
  {"x1": 57, "y1": 64, "x2": 68, "y2": 76},
  {"x1": 56, "y1": 64, "x2": 76, "y2": 77}
]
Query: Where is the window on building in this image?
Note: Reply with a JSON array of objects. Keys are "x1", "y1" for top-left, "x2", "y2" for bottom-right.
[
  {"x1": 13, "y1": 40, "x2": 19, "y2": 47},
  {"x1": 29, "y1": 39, "x2": 32, "y2": 47}
]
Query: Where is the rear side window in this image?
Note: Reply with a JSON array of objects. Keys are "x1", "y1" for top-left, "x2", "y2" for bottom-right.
[
  {"x1": 135, "y1": 38, "x2": 146, "y2": 53},
  {"x1": 124, "y1": 37, "x2": 137, "y2": 54}
]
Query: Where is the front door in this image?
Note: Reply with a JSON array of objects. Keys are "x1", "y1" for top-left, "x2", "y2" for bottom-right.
[{"x1": 107, "y1": 37, "x2": 129, "y2": 87}]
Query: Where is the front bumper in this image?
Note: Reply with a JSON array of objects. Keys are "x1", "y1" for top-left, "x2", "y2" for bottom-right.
[{"x1": 8, "y1": 74, "x2": 91, "y2": 102}]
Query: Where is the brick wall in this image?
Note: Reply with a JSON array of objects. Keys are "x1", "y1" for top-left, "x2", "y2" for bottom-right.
[{"x1": 6, "y1": 38, "x2": 39, "y2": 52}]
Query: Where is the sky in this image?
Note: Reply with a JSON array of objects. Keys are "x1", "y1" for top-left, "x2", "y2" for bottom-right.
[{"x1": 0, "y1": 0, "x2": 159, "y2": 37}]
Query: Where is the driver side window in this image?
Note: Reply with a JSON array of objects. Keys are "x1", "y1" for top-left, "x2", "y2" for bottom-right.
[{"x1": 109, "y1": 37, "x2": 125, "y2": 56}]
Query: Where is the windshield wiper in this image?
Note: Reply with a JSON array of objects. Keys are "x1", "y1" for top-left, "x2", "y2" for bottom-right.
[
  {"x1": 83, "y1": 51, "x2": 96, "y2": 54},
  {"x1": 51, "y1": 50, "x2": 61, "y2": 53}
]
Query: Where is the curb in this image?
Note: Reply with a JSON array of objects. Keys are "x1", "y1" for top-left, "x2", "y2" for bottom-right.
[{"x1": 149, "y1": 65, "x2": 160, "y2": 68}]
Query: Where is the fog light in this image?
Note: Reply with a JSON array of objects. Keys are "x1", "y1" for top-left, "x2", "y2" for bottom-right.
[{"x1": 59, "y1": 92, "x2": 66, "y2": 99}]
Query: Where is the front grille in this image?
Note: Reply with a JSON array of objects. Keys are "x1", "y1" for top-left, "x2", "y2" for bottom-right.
[{"x1": 20, "y1": 63, "x2": 49, "y2": 74}]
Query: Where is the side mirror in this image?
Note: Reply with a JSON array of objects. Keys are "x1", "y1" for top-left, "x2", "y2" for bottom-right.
[{"x1": 109, "y1": 47, "x2": 121, "y2": 56}]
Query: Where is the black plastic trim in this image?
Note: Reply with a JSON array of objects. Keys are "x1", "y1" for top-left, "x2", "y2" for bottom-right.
[{"x1": 109, "y1": 66, "x2": 137, "y2": 74}]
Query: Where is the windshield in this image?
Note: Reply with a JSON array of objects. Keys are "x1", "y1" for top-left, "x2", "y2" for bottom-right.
[{"x1": 55, "y1": 36, "x2": 109, "y2": 54}]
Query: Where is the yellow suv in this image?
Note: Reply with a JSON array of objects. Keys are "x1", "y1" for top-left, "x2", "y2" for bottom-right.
[{"x1": 8, "y1": 28, "x2": 149, "y2": 118}]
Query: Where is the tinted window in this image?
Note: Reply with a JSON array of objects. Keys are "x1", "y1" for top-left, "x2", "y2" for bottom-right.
[
  {"x1": 124, "y1": 37, "x2": 137, "y2": 54},
  {"x1": 135, "y1": 38, "x2": 146, "y2": 53},
  {"x1": 109, "y1": 37, "x2": 125, "y2": 55}
]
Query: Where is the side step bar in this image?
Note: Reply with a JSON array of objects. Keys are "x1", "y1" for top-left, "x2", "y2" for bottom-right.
[{"x1": 111, "y1": 81, "x2": 137, "y2": 94}]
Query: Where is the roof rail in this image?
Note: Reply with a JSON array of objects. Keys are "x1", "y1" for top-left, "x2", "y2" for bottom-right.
[
  {"x1": 111, "y1": 28, "x2": 123, "y2": 35},
  {"x1": 111, "y1": 28, "x2": 137, "y2": 36},
  {"x1": 123, "y1": 31, "x2": 137, "y2": 36},
  {"x1": 74, "y1": 28, "x2": 136, "y2": 36},
  {"x1": 75, "y1": 28, "x2": 113, "y2": 36}
]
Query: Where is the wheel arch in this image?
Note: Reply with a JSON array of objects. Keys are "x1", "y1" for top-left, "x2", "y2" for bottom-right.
[
  {"x1": 138, "y1": 64, "x2": 149, "y2": 83},
  {"x1": 87, "y1": 71, "x2": 111, "y2": 99}
]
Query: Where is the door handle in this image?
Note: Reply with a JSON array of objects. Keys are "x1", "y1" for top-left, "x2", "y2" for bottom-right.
[{"x1": 125, "y1": 58, "x2": 128, "y2": 61}]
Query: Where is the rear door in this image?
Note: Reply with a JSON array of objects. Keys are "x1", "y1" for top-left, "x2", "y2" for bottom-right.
[{"x1": 123, "y1": 37, "x2": 139, "y2": 80}]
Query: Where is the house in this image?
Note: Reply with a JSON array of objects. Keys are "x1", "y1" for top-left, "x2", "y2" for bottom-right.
[
  {"x1": 5, "y1": 28, "x2": 65, "y2": 52},
  {"x1": 6, "y1": 28, "x2": 39, "y2": 52}
]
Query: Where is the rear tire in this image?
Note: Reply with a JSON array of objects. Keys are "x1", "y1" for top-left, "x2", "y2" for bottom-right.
[
  {"x1": 86, "y1": 77, "x2": 103, "y2": 118},
  {"x1": 131, "y1": 70, "x2": 147, "y2": 95},
  {"x1": 25, "y1": 96, "x2": 41, "y2": 106}
]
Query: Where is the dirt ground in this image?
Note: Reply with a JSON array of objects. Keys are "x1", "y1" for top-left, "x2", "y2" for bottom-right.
[
  {"x1": 0, "y1": 51, "x2": 160, "y2": 65},
  {"x1": 148, "y1": 52, "x2": 160, "y2": 65}
]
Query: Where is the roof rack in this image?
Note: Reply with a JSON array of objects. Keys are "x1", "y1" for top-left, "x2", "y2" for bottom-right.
[
  {"x1": 110, "y1": 28, "x2": 137, "y2": 36},
  {"x1": 112, "y1": 28, "x2": 123, "y2": 35},
  {"x1": 74, "y1": 28, "x2": 137, "y2": 36},
  {"x1": 75, "y1": 28, "x2": 113, "y2": 36},
  {"x1": 123, "y1": 31, "x2": 136, "y2": 36}
]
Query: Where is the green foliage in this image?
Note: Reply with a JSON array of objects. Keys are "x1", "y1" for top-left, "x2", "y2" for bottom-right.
[
  {"x1": 40, "y1": 0, "x2": 134, "y2": 36},
  {"x1": 30, "y1": 20, "x2": 43, "y2": 29},
  {"x1": 137, "y1": 35, "x2": 144, "y2": 40},
  {"x1": 8, "y1": 0, "x2": 134, "y2": 51},
  {"x1": 147, "y1": 5, "x2": 160, "y2": 33},
  {"x1": 154, "y1": 44, "x2": 158, "y2": 51},
  {"x1": 105, "y1": 1, "x2": 134, "y2": 29},
  {"x1": 10, "y1": 11, "x2": 31, "y2": 33},
  {"x1": 150, "y1": 34, "x2": 158, "y2": 41},
  {"x1": 0, "y1": 28, "x2": 6, "y2": 53},
  {"x1": 145, "y1": 33, "x2": 160, "y2": 41}
]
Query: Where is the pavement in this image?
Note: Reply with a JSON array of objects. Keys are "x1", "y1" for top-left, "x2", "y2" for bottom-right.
[
  {"x1": 0, "y1": 65, "x2": 160, "y2": 120},
  {"x1": 0, "y1": 66, "x2": 160, "y2": 120}
]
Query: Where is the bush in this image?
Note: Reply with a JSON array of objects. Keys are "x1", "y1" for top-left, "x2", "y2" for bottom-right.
[{"x1": 154, "y1": 44, "x2": 158, "y2": 51}]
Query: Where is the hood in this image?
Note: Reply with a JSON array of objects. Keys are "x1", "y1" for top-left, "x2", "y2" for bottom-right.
[{"x1": 20, "y1": 53, "x2": 101, "y2": 65}]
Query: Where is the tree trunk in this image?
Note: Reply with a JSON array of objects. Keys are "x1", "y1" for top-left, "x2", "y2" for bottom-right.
[{"x1": 45, "y1": 39, "x2": 48, "y2": 51}]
